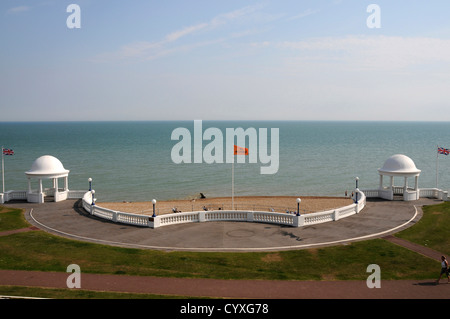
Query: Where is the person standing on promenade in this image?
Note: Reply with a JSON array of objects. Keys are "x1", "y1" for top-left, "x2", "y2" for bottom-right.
[{"x1": 437, "y1": 256, "x2": 449, "y2": 284}]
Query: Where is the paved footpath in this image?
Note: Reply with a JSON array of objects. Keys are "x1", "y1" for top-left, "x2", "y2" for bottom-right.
[
  {"x1": 0, "y1": 269, "x2": 449, "y2": 299},
  {"x1": 1, "y1": 199, "x2": 449, "y2": 299}
]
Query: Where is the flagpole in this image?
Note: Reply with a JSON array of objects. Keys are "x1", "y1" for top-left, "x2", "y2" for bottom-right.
[
  {"x1": 232, "y1": 161, "x2": 234, "y2": 210},
  {"x1": 436, "y1": 145, "x2": 439, "y2": 188},
  {"x1": 1, "y1": 146, "x2": 4, "y2": 194}
]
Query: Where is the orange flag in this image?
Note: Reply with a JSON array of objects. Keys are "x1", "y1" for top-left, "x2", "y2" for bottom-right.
[{"x1": 234, "y1": 145, "x2": 249, "y2": 155}]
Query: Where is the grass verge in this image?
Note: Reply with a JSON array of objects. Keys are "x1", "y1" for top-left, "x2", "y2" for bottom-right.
[
  {"x1": 396, "y1": 201, "x2": 450, "y2": 256},
  {"x1": 0, "y1": 285, "x2": 206, "y2": 299},
  {"x1": 0, "y1": 206, "x2": 30, "y2": 231}
]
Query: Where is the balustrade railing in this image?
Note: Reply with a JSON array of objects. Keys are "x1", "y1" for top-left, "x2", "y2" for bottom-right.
[{"x1": 81, "y1": 190, "x2": 367, "y2": 229}]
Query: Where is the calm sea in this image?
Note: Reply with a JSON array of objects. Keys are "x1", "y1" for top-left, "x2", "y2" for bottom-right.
[{"x1": 0, "y1": 121, "x2": 449, "y2": 202}]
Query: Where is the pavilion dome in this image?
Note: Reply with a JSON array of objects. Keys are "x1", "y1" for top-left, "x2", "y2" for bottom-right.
[
  {"x1": 378, "y1": 154, "x2": 421, "y2": 175},
  {"x1": 25, "y1": 155, "x2": 70, "y2": 177}
]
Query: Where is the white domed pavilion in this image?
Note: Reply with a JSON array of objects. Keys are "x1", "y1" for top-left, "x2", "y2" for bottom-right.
[
  {"x1": 377, "y1": 154, "x2": 421, "y2": 201},
  {"x1": 25, "y1": 155, "x2": 70, "y2": 203}
]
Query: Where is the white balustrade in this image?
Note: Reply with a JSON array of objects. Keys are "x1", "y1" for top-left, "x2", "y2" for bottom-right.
[
  {"x1": 116, "y1": 212, "x2": 149, "y2": 226},
  {"x1": 68, "y1": 190, "x2": 88, "y2": 199},
  {"x1": 253, "y1": 212, "x2": 295, "y2": 225},
  {"x1": 338, "y1": 205, "x2": 357, "y2": 219},
  {"x1": 11, "y1": 185, "x2": 435, "y2": 231},
  {"x1": 159, "y1": 212, "x2": 199, "y2": 225},
  {"x1": 205, "y1": 211, "x2": 247, "y2": 222},
  {"x1": 303, "y1": 211, "x2": 334, "y2": 225},
  {"x1": 3, "y1": 190, "x2": 27, "y2": 201},
  {"x1": 392, "y1": 186, "x2": 404, "y2": 195},
  {"x1": 79, "y1": 190, "x2": 368, "y2": 229},
  {"x1": 362, "y1": 189, "x2": 380, "y2": 198},
  {"x1": 92, "y1": 206, "x2": 115, "y2": 221}
]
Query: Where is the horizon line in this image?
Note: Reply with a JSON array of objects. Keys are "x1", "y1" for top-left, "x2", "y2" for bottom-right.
[{"x1": 1, "y1": 119, "x2": 450, "y2": 124}]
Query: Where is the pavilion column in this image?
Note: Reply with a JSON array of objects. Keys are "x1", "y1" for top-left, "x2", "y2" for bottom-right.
[
  {"x1": 379, "y1": 175, "x2": 383, "y2": 189},
  {"x1": 54, "y1": 178, "x2": 59, "y2": 192},
  {"x1": 389, "y1": 176, "x2": 394, "y2": 190},
  {"x1": 27, "y1": 178, "x2": 31, "y2": 193},
  {"x1": 38, "y1": 178, "x2": 43, "y2": 203},
  {"x1": 404, "y1": 176, "x2": 408, "y2": 192},
  {"x1": 55, "y1": 178, "x2": 60, "y2": 202},
  {"x1": 414, "y1": 175, "x2": 419, "y2": 191},
  {"x1": 64, "y1": 176, "x2": 69, "y2": 191}
]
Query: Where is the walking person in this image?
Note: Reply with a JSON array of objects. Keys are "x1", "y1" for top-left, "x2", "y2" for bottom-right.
[{"x1": 436, "y1": 255, "x2": 449, "y2": 284}]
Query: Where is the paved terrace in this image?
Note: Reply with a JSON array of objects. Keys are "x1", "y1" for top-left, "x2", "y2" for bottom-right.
[{"x1": 4, "y1": 197, "x2": 442, "y2": 252}]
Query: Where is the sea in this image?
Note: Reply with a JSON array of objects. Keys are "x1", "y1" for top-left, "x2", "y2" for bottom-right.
[{"x1": 0, "y1": 121, "x2": 449, "y2": 202}]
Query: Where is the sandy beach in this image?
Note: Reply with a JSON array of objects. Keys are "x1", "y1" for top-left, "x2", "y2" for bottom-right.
[{"x1": 99, "y1": 196, "x2": 353, "y2": 216}]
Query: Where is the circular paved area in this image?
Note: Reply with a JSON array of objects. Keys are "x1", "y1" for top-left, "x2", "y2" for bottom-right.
[{"x1": 6, "y1": 197, "x2": 442, "y2": 252}]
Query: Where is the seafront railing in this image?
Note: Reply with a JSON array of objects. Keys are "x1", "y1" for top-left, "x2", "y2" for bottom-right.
[
  {"x1": 419, "y1": 188, "x2": 449, "y2": 200},
  {"x1": 1, "y1": 189, "x2": 90, "y2": 203},
  {"x1": 1, "y1": 190, "x2": 27, "y2": 202},
  {"x1": 363, "y1": 187, "x2": 448, "y2": 201},
  {"x1": 81, "y1": 190, "x2": 367, "y2": 229}
]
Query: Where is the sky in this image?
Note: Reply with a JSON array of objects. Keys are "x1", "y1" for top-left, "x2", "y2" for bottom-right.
[{"x1": 1, "y1": 0, "x2": 450, "y2": 121}]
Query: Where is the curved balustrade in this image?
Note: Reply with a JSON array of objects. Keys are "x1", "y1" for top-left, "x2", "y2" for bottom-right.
[
  {"x1": 159, "y1": 212, "x2": 199, "y2": 226},
  {"x1": 253, "y1": 211, "x2": 295, "y2": 226},
  {"x1": 303, "y1": 212, "x2": 334, "y2": 226},
  {"x1": 116, "y1": 212, "x2": 149, "y2": 226},
  {"x1": 81, "y1": 190, "x2": 367, "y2": 229},
  {"x1": 205, "y1": 211, "x2": 247, "y2": 222}
]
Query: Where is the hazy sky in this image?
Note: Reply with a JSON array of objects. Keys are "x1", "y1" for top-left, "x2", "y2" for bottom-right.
[{"x1": 1, "y1": 0, "x2": 450, "y2": 121}]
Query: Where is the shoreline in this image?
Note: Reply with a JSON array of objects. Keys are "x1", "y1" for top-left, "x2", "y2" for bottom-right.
[{"x1": 98, "y1": 195, "x2": 354, "y2": 216}]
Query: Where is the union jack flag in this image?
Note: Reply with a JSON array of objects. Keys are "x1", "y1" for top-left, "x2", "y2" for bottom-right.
[
  {"x1": 438, "y1": 147, "x2": 449, "y2": 155},
  {"x1": 2, "y1": 148, "x2": 14, "y2": 156}
]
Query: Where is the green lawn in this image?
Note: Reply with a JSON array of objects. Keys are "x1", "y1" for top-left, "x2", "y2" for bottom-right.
[
  {"x1": 0, "y1": 230, "x2": 439, "y2": 280},
  {"x1": 0, "y1": 206, "x2": 30, "y2": 231},
  {"x1": 396, "y1": 201, "x2": 450, "y2": 256},
  {"x1": 0, "y1": 202, "x2": 447, "y2": 298}
]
